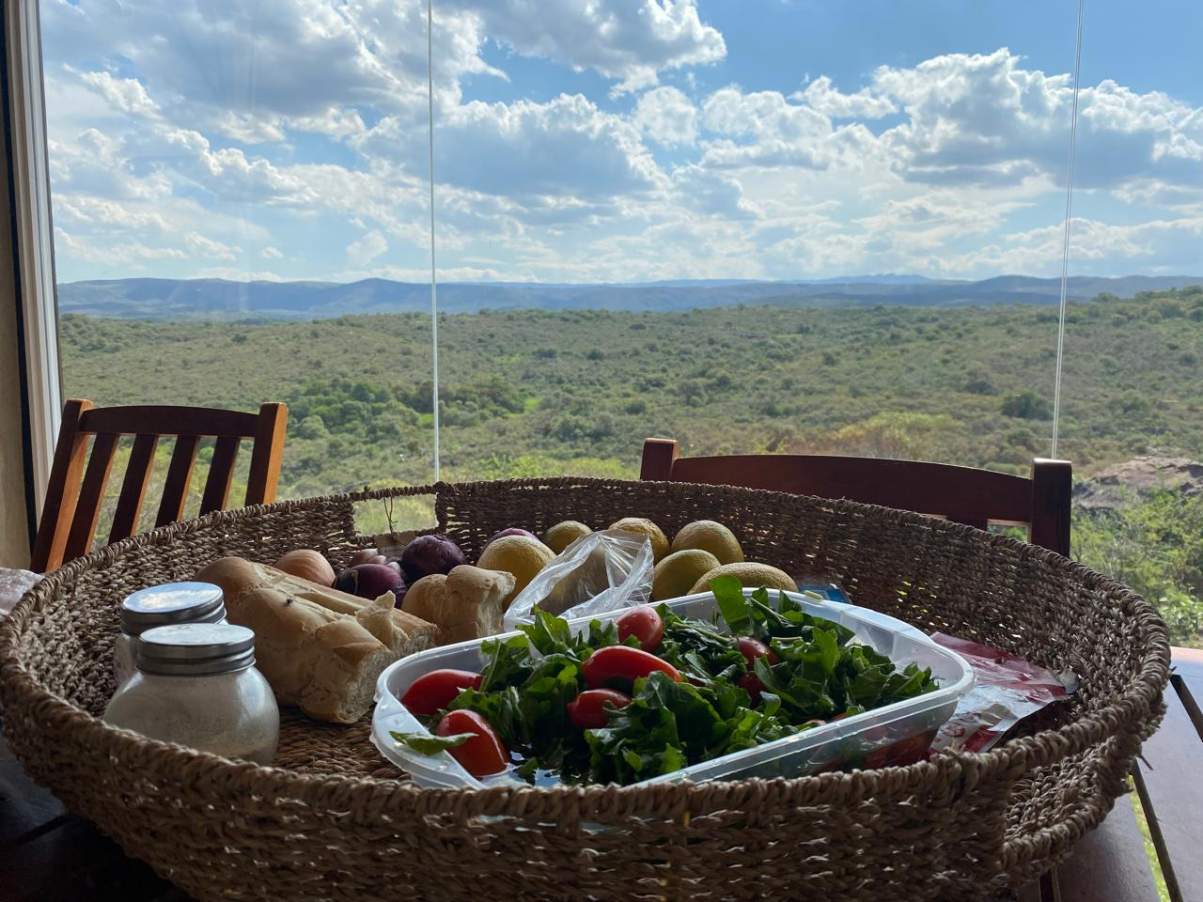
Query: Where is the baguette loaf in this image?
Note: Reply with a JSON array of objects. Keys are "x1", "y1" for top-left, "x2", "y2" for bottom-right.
[{"x1": 195, "y1": 556, "x2": 437, "y2": 723}]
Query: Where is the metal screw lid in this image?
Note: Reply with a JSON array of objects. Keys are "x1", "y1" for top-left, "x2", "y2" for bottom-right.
[
  {"x1": 136, "y1": 622, "x2": 256, "y2": 676},
  {"x1": 120, "y1": 582, "x2": 226, "y2": 636}
]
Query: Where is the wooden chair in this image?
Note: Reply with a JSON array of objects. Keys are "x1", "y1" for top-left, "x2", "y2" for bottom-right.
[
  {"x1": 640, "y1": 437, "x2": 1072, "y2": 555},
  {"x1": 31, "y1": 400, "x2": 289, "y2": 572}
]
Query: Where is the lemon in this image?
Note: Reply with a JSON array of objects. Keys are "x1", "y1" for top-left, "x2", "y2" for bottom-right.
[
  {"x1": 688, "y1": 562, "x2": 797, "y2": 595},
  {"x1": 609, "y1": 517, "x2": 670, "y2": 561},
  {"x1": 670, "y1": 520, "x2": 745, "y2": 565},
  {"x1": 652, "y1": 549, "x2": 721, "y2": 601},
  {"x1": 477, "y1": 535, "x2": 555, "y2": 609},
  {"x1": 544, "y1": 520, "x2": 592, "y2": 554}
]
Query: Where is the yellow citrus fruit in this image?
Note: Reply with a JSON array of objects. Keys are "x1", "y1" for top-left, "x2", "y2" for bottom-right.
[
  {"x1": 652, "y1": 549, "x2": 721, "y2": 601},
  {"x1": 608, "y1": 517, "x2": 670, "y2": 561},
  {"x1": 670, "y1": 520, "x2": 744, "y2": 565},
  {"x1": 688, "y1": 562, "x2": 797, "y2": 596},
  {"x1": 477, "y1": 535, "x2": 555, "y2": 609},
  {"x1": 544, "y1": 520, "x2": 592, "y2": 554}
]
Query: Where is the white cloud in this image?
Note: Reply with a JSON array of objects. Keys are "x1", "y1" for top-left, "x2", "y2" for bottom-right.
[
  {"x1": 875, "y1": 49, "x2": 1203, "y2": 189},
  {"x1": 634, "y1": 86, "x2": 698, "y2": 146},
  {"x1": 358, "y1": 93, "x2": 665, "y2": 202},
  {"x1": 185, "y1": 232, "x2": 240, "y2": 261},
  {"x1": 346, "y1": 229, "x2": 389, "y2": 264},
  {"x1": 794, "y1": 76, "x2": 896, "y2": 119},
  {"x1": 35, "y1": 1, "x2": 1203, "y2": 283},
  {"x1": 444, "y1": 0, "x2": 726, "y2": 94},
  {"x1": 80, "y1": 70, "x2": 159, "y2": 117}
]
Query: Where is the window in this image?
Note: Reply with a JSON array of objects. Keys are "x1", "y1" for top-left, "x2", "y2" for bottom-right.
[{"x1": 31, "y1": 1, "x2": 1203, "y2": 644}]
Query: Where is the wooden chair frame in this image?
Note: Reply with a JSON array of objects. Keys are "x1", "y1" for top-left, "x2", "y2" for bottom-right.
[
  {"x1": 31, "y1": 400, "x2": 288, "y2": 572},
  {"x1": 640, "y1": 437, "x2": 1071, "y2": 555}
]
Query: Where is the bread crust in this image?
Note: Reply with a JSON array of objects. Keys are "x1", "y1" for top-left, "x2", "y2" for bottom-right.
[{"x1": 196, "y1": 556, "x2": 437, "y2": 723}]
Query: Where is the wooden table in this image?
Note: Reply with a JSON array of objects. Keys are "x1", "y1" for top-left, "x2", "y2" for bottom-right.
[{"x1": 3, "y1": 650, "x2": 1201, "y2": 901}]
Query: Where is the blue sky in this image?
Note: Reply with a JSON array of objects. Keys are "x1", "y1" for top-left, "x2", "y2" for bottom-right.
[{"x1": 40, "y1": 0, "x2": 1203, "y2": 284}]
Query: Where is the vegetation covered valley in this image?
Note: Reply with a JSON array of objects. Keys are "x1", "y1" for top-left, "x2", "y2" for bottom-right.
[{"x1": 60, "y1": 287, "x2": 1203, "y2": 642}]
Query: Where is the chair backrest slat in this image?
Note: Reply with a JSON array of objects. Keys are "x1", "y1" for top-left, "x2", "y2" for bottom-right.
[
  {"x1": 108, "y1": 433, "x2": 159, "y2": 544},
  {"x1": 63, "y1": 432, "x2": 119, "y2": 563},
  {"x1": 640, "y1": 438, "x2": 1072, "y2": 556},
  {"x1": 200, "y1": 436, "x2": 241, "y2": 516},
  {"x1": 155, "y1": 435, "x2": 201, "y2": 529},
  {"x1": 30, "y1": 399, "x2": 94, "y2": 573},
  {"x1": 80, "y1": 405, "x2": 258, "y2": 438},
  {"x1": 245, "y1": 402, "x2": 289, "y2": 506},
  {"x1": 33, "y1": 400, "x2": 290, "y2": 573}
]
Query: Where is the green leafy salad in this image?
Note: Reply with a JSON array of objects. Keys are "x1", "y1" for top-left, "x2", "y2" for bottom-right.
[{"x1": 392, "y1": 576, "x2": 940, "y2": 786}]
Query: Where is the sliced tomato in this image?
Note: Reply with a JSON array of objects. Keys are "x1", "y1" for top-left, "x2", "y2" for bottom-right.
[
  {"x1": 436, "y1": 709, "x2": 509, "y2": 777},
  {"x1": 615, "y1": 606, "x2": 665, "y2": 652},
  {"x1": 566, "y1": 689, "x2": 631, "y2": 729},
  {"x1": 581, "y1": 645, "x2": 681, "y2": 689},
  {"x1": 400, "y1": 669, "x2": 482, "y2": 716}
]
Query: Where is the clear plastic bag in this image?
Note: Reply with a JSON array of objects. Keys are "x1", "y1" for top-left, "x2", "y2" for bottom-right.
[{"x1": 502, "y1": 529, "x2": 654, "y2": 630}]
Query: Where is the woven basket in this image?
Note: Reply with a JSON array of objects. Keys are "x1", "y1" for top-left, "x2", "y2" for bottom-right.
[{"x1": 0, "y1": 478, "x2": 1170, "y2": 901}]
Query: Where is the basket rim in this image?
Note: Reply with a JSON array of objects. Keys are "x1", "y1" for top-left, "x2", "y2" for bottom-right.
[{"x1": 0, "y1": 476, "x2": 1172, "y2": 821}]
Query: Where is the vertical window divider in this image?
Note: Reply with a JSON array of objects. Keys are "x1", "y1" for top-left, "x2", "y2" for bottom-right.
[{"x1": 4, "y1": 0, "x2": 61, "y2": 523}]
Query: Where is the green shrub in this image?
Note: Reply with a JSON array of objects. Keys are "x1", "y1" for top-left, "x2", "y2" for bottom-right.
[{"x1": 1001, "y1": 391, "x2": 1052, "y2": 420}]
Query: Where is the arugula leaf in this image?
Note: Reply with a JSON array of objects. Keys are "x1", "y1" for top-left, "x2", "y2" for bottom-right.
[
  {"x1": 520, "y1": 609, "x2": 580, "y2": 657},
  {"x1": 478, "y1": 634, "x2": 535, "y2": 691},
  {"x1": 390, "y1": 731, "x2": 472, "y2": 755},
  {"x1": 710, "y1": 575, "x2": 752, "y2": 634}
]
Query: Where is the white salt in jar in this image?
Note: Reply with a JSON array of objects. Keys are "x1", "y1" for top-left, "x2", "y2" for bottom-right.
[
  {"x1": 103, "y1": 622, "x2": 279, "y2": 765},
  {"x1": 114, "y1": 582, "x2": 227, "y2": 688}
]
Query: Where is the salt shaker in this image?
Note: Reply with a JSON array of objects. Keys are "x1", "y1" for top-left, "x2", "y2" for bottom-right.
[
  {"x1": 115, "y1": 582, "x2": 227, "y2": 687},
  {"x1": 103, "y1": 622, "x2": 279, "y2": 765}
]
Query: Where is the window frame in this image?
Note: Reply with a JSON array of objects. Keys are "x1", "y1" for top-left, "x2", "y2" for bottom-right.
[{"x1": 5, "y1": 0, "x2": 61, "y2": 523}]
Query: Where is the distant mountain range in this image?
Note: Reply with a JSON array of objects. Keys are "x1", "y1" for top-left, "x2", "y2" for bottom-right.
[{"x1": 56, "y1": 274, "x2": 1203, "y2": 321}]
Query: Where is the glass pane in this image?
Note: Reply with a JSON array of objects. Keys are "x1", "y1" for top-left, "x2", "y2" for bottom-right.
[
  {"x1": 434, "y1": 1, "x2": 1083, "y2": 485},
  {"x1": 40, "y1": 1, "x2": 439, "y2": 535},
  {"x1": 1054, "y1": 0, "x2": 1203, "y2": 647}
]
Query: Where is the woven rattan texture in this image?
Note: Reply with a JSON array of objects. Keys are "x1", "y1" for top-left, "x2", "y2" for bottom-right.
[{"x1": 0, "y1": 478, "x2": 1170, "y2": 901}]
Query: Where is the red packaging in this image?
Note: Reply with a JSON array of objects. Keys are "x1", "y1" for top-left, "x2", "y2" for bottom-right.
[{"x1": 929, "y1": 633, "x2": 1077, "y2": 753}]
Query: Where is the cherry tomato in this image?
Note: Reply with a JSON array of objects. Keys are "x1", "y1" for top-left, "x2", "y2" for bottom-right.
[
  {"x1": 400, "y1": 669, "x2": 482, "y2": 716},
  {"x1": 736, "y1": 636, "x2": 778, "y2": 665},
  {"x1": 738, "y1": 672, "x2": 765, "y2": 703},
  {"x1": 436, "y1": 709, "x2": 509, "y2": 778},
  {"x1": 566, "y1": 689, "x2": 631, "y2": 729},
  {"x1": 581, "y1": 645, "x2": 681, "y2": 689},
  {"x1": 615, "y1": 606, "x2": 665, "y2": 652}
]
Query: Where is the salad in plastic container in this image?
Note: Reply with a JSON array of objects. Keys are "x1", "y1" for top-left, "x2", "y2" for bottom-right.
[{"x1": 372, "y1": 578, "x2": 973, "y2": 788}]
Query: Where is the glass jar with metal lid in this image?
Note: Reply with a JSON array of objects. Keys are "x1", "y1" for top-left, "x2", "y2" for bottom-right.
[
  {"x1": 114, "y1": 582, "x2": 228, "y2": 688},
  {"x1": 103, "y1": 622, "x2": 279, "y2": 765}
]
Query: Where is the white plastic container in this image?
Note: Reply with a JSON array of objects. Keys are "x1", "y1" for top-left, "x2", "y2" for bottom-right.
[{"x1": 372, "y1": 589, "x2": 974, "y2": 789}]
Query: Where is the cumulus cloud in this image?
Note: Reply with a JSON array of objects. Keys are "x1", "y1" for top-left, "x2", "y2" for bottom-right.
[
  {"x1": 359, "y1": 93, "x2": 665, "y2": 201},
  {"x1": 444, "y1": 0, "x2": 726, "y2": 94},
  {"x1": 36, "y1": 0, "x2": 1203, "y2": 283},
  {"x1": 794, "y1": 76, "x2": 896, "y2": 119},
  {"x1": 634, "y1": 86, "x2": 698, "y2": 146},
  {"x1": 346, "y1": 230, "x2": 389, "y2": 264},
  {"x1": 80, "y1": 70, "x2": 159, "y2": 117},
  {"x1": 875, "y1": 49, "x2": 1203, "y2": 189}
]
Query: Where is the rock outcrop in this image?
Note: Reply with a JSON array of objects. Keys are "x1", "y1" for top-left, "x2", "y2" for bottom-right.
[{"x1": 1074, "y1": 457, "x2": 1203, "y2": 512}]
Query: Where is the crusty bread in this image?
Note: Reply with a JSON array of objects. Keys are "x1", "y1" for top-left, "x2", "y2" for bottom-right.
[
  {"x1": 402, "y1": 565, "x2": 515, "y2": 645},
  {"x1": 195, "y1": 556, "x2": 437, "y2": 723}
]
